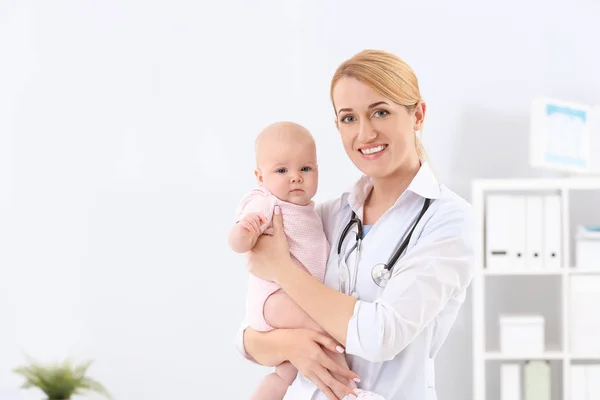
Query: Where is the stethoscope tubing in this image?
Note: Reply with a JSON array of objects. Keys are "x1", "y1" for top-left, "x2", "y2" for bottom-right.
[{"x1": 336, "y1": 198, "x2": 432, "y2": 292}]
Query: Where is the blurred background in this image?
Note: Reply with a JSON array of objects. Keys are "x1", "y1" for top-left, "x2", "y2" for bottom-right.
[{"x1": 1, "y1": 1, "x2": 600, "y2": 399}]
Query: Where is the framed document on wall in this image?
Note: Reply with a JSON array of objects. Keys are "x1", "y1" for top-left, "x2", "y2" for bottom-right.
[{"x1": 529, "y1": 98, "x2": 598, "y2": 173}]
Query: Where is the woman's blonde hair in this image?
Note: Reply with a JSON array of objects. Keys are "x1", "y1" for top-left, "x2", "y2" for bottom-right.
[{"x1": 330, "y1": 49, "x2": 427, "y2": 161}]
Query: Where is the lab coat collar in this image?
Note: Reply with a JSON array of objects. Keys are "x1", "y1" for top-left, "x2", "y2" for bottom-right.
[{"x1": 343, "y1": 162, "x2": 441, "y2": 213}]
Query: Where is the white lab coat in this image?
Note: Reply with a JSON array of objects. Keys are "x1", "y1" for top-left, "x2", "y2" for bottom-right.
[{"x1": 235, "y1": 163, "x2": 476, "y2": 400}]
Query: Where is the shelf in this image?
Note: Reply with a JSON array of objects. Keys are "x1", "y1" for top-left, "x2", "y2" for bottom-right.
[
  {"x1": 472, "y1": 177, "x2": 600, "y2": 400},
  {"x1": 473, "y1": 177, "x2": 600, "y2": 191},
  {"x1": 481, "y1": 268, "x2": 600, "y2": 276},
  {"x1": 483, "y1": 269, "x2": 562, "y2": 276},
  {"x1": 570, "y1": 355, "x2": 600, "y2": 361},
  {"x1": 485, "y1": 351, "x2": 564, "y2": 360},
  {"x1": 568, "y1": 269, "x2": 600, "y2": 275}
]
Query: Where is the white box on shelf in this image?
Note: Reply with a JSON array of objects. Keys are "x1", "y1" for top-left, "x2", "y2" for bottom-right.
[
  {"x1": 499, "y1": 315, "x2": 545, "y2": 354},
  {"x1": 575, "y1": 226, "x2": 600, "y2": 270}
]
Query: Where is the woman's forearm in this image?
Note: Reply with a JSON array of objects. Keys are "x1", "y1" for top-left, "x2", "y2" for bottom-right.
[
  {"x1": 276, "y1": 261, "x2": 357, "y2": 346},
  {"x1": 243, "y1": 327, "x2": 288, "y2": 367}
]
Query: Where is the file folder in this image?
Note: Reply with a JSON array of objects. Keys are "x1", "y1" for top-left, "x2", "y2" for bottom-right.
[
  {"x1": 525, "y1": 196, "x2": 544, "y2": 270},
  {"x1": 486, "y1": 195, "x2": 526, "y2": 270},
  {"x1": 542, "y1": 195, "x2": 562, "y2": 269},
  {"x1": 569, "y1": 276, "x2": 600, "y2": 356},
  {"x1": 501, "y1": 363, "x2": 521, "y2": 400},
  {"x1": 570, "y1": 365, "x2": 587, "y2": 400},
  {"x1": 524, "y1": 361, "x2": 550, "y2": 400},
  {"x1": 587, "y1": 364, "x2": 600, "y2": 400},
  {"x1": 590, "y1": 105, "x2": 600, "y2": 174}
]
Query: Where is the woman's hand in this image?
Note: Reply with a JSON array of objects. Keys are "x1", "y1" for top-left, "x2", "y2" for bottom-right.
[
  {"x1": 280, "y1": 328, "x2": 360, "y2": 400},
  {"x1": 246, "y1": 206, "x2": 293, "y2": 283}
]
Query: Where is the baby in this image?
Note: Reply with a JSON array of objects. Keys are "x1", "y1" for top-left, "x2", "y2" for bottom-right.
[{"x1": 228, "y1": 121, "x2": 360, "y2": 400}]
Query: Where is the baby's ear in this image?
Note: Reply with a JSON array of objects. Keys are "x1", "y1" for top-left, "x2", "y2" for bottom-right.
[{"x1": 254, "y1": 168, "x2": 264, "y2": 185}]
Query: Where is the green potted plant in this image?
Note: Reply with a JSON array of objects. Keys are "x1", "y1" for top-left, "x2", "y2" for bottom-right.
[{"x1": 13, "y1": 357, "x2": 112, "y2": 400}]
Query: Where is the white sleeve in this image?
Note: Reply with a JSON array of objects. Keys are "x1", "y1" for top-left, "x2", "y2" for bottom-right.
[
  {"x1": 344, "y1": 201, "x2": 476, "y2": 362},
  {"x1": 233, "y1": 318, "x2": 260, "y2": 364}
]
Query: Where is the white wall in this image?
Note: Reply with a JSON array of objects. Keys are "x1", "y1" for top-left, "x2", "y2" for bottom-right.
[{"x1": 2, "y1": 1, "x2": 600, "y2": 399}]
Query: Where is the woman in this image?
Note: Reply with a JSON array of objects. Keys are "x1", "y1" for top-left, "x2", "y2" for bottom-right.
[{"x1": 235, "y1": 49, "x2": 475, "y2": 400}]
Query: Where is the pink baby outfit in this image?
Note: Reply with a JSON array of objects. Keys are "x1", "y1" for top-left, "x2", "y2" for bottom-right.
[{"x1": 236, "y1": 187, "x2": 330, "y2": 332}]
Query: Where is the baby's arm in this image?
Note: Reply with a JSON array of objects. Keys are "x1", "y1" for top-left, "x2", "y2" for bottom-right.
[
  {"x1": 228, "y1": 213, "x2": 265, "y2": 253},
  {"x1": 229, "y1": 189, "x2": 276, "y2": 253}
]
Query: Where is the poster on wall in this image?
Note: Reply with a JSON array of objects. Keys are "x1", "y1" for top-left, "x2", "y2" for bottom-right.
[{"x1": 529, "y1": 98, "x2": 598, "y2": 173}]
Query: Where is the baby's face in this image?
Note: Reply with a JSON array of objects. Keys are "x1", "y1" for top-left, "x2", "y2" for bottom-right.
[{"x1": 255, "y1": 139, "x2": 319, "y2": 206}]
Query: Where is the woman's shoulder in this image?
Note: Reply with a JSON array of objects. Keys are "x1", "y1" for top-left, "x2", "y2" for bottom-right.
[
  {"x1": 435, "y1": 185, "x2": 473, "y2": 215},
  {"x1": 314, "y1": 194, "x2": 350, "y2": 241},
  {"x1": 421, "y1": 184, "x2": 475, "y2": 239},
  {"x1": 315, "y1": 197, "x2": 342, "y2": 220}
]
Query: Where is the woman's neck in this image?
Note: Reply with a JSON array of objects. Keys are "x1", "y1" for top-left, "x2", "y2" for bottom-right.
[{"x1": 364, "y1": 158, "x2": 421, "y2": 222}]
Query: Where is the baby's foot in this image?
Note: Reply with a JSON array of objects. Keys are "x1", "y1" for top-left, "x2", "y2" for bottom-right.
[{"x1": 344, "y1": 389, "x2": 387, "y2": 399}]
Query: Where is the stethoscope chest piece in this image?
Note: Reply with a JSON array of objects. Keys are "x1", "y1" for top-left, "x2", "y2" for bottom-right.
[{"x1": 371, "y1": 263, "x2": 392, "y2": 287}]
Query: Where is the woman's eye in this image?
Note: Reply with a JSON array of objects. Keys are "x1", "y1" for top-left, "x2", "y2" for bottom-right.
[
  {"x1": 341, "y1": 115, "x2": 355, "y2": 123},
  {"x1": 374, "y1": 110, "x2": 389, "y2": 118}
]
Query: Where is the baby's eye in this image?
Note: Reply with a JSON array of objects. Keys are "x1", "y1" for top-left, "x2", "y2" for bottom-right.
[
  {"x1": 276, "y1": 168, "x2": 287, "y2": 174},
  {"x1": 301, "y1": 166, "x2": 312, "y2": 172}
]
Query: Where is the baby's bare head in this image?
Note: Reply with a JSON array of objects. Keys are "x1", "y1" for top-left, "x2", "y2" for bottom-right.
[{"x1": 255, "y1": 121, "x2": 316, "y2": 167}]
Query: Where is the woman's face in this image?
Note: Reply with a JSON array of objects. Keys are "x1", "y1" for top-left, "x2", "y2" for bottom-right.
[{"x1": 332, "y1": 76, "x2": 425, "y2": 180}]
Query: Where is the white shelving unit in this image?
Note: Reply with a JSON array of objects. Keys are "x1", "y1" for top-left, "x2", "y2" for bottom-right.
[{"x1": 471, "y1": 177, "x2": 600, "y2": 400}]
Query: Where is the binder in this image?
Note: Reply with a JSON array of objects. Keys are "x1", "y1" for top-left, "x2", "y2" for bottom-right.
[
  {"x1": 524, "y1": 361, "x2": 550, "y2": 400},
  {"x1": 590, "y1": 105, "x2": 600, "y2": 174},
  {"x1": 587, "y1": 364, "x2": 600, "y2": 400},
  {"x1": 486, "y1": 195, "x2": 526, "y2": 270},
  {"x1": 570, "y1": 365, "x2": 587, "y2": 400},
  {"x1": 486, "y1": 195, "x2": 512, "y2": 270},
  {"x1": 511, "y1": 196, "x2": 527, "y2": 270},
  {"x1": 501, "y1": 363, "x2": 521, "y2": 400},
  {"x1": 569, "y1": 276, "x2": 600, "y2": 357},
  {"x1": 542, "y1": 195, "x2": 562, "y2": 269},
  {"x1": 525, "y1": 196, "x2": 544, "y2": 270}
]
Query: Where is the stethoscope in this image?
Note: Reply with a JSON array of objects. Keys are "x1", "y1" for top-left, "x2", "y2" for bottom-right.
[{"x1": 336, "y1": 197, "x2": 432, "y2": 295}]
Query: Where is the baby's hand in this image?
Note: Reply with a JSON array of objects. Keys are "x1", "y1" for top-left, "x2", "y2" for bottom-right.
[{"x1": 238, "y1": 213, "x2": 265, "y2": 237}]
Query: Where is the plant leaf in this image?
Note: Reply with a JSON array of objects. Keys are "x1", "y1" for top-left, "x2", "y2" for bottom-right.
[{"x1": 12, "y1": 358, "x2": 112, "y2": 399}]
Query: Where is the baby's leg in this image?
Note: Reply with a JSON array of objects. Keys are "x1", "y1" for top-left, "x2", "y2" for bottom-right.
[
  {"x1": 263, "y1": 289, "x2": 322, "y2": 331},
  {"x1": 264, "y1": 290, "x2": 358, "y2": 398},
  {"x1": 250, "y1": 361, "x2": 297, "y2": 400}
]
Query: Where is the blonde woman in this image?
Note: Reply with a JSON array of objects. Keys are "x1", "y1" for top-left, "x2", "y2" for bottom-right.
[{"x1": 235, "y1": 49, "x2": 475, "y2": 400}]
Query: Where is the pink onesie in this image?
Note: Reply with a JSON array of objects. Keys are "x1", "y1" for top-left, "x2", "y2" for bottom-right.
[{"x1": 236, "y1": 187, "x2": 330, "y2": 332}]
